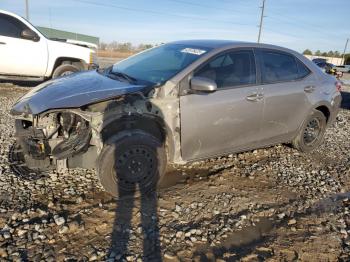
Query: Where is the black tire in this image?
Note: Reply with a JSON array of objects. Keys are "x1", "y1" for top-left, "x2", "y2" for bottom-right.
[
  {"x1": 52, "y1": 64, "x2": 79, "y2": 78},
  {"x1": 292, "y1": 110, "x2": 327, "y2": 153},
  {"x1": 97, "y1": 131, "x2": 167, "y2": 198}
]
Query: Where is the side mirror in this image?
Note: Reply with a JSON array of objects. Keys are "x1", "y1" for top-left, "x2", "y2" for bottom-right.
[
  {"x1": 190, "y1": 76, "x2": 217, "y2": 92},
  {"x1": 21, "y1": 29, "x2": 40, "y2": 42}
]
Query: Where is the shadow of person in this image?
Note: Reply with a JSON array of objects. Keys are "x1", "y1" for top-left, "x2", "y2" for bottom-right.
[
  {"x1": 109, "y1": 185, "x2": 162, "y2": 261},
  {"x1": 98, "y1": 95, "x2": 168, "y2": 261}
]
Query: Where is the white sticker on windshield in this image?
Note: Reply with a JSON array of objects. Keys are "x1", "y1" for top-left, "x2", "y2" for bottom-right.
[{"x1": 181, "y1": 48, "x2": 206, "y2": 55}]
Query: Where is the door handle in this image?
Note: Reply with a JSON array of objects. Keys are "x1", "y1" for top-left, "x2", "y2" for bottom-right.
[
  {"x1": 246, "y1": 93, "x2": 263, "y2": 102},
  {"x1": 0, "y1": 42, "x2": 6, "y2": 45},
  {"x1": 256, "y1": 93, "x2": 264, "y2": 101},
  {"x1": 304, "y1": 85, "x2": 315, "y2": 93}
]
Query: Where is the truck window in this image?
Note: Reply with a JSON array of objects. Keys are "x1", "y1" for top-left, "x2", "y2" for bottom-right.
[{"x1": 0, "y1": 13, "x2": 27, "y2": 38}]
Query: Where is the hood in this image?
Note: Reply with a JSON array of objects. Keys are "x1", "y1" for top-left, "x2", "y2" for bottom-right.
[
  {"x1": 50, "y1": 38, "x2": 97, "y2": 49},
  {"x1": 11, "y1": 70, "x2": 147, "y2": 115}
]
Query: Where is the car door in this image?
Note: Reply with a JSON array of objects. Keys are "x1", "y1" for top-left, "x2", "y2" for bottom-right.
[
  {"x1": 0, "y1": 13, "x2": 47, "y2": 77},
  {"x1": 180, "y1": 49, "x2": 265, "y2": 161},
  {"x1": 256, "y1": 49, "x2": 315, "y2": 143}
]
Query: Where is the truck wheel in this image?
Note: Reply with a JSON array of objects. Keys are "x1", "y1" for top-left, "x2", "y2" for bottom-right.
[
  {"x1": 52, "y1": 64, "x2": 79, "y2": 78},
  {"x1": 97, "y1": 131, "x2": 167, "y2": 198},
  {"x1": 292, "y1": 110, "x2": 327, "y2": 153}
]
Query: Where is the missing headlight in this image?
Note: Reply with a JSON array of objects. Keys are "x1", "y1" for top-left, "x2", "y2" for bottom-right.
[{"x1": 52, "y1": 113, "x2": 92, "y2": 159}]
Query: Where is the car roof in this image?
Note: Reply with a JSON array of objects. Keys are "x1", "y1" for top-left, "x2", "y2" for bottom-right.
[
  {"x1": 169, "y1": 39, "x2": 243, "y2": 48},
  {"x1": 168, "y1": 39, "x2": 296, "y2": 52}
]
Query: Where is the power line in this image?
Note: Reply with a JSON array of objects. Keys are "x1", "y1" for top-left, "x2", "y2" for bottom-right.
[
  {"x1": 257, "y1": 0, "x2": 266, "y2": 43},
  {"x1": 71, "y1": 0, "x2": 254, "y2": 27},
  {"x1": 66, "y1": 0, "x2": 347, "y2": 50},
  {"x1": 166, "y1": 0, "x2": 256, "y2": 16},
  {"x1": 266, "y1": 13, "x2": 344, "y2": 39}
]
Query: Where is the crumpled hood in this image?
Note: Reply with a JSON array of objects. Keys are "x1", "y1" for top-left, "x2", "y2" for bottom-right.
[{"x1": 11, "y1": 70, "x2": 147, "y2": 115}]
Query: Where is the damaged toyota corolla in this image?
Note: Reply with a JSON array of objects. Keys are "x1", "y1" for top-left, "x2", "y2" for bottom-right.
[{"x1": 10, "y1": 40, "x2": 341, "y2": 198}]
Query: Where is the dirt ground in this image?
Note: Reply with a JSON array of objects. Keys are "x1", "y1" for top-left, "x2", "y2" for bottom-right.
[{"x1": 0, "y1": 77, "x2": 350, "y2": 261}]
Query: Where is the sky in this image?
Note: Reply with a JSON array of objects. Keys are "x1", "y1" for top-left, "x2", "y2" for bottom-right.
[{"x1": 1, "y1": 0, "x2": 349, "y2": 53}]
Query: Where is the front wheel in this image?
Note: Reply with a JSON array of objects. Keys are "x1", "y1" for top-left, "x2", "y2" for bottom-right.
[
  {"x1": 292, "y1": 110, "x2": 327, "y2": 153},
  {"x1": 52, "y1": 64, "x2": 79, "y2": 78},
  {"x1": 97, "y1": 131, "x2": 167, "y2": 198}
]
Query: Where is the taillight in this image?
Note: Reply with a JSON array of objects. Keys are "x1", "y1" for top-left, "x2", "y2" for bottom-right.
[{"x1": 335, "y1": 80, "x2": 342, "y2": 91}]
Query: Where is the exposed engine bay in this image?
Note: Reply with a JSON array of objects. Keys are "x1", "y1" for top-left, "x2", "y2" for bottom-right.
[{"x1": 10, "y1": 112, "x2": 94, "y2": 175}]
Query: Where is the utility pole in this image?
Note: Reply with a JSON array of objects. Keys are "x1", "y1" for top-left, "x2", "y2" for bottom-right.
[
  {"x1": 25, "y1": 0, "x2": 29, "y2": 21},
  {"x1": 257, "y1": 0, "x2": 266, "y2": 43},
  {"x1": 342, "y1": 38, "x2": 349, "y2": 65}
]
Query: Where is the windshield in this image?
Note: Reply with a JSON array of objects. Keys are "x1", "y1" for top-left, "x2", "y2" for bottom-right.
[{"x1": 111, "y1": 43, "x2": 212, "y2": 85}]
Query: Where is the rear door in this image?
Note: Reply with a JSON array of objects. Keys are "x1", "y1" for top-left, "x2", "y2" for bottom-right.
[
  {"x1": 256, "y1": 49, "x2": 315, "y2": 143},
  {"x1": 0, "y1": 13, "x2": 47, "y2": 77},
  {"x1": 180, "y1": 49, "x2": 265, "y2": 160}
]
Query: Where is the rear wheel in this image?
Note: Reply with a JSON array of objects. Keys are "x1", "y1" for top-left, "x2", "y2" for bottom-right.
[
  {"x1": 97, "y1": 131, "x2": 167, "y2": 198},
  {"x1": 52, "y1": 64, "x2": 79, "y2": 78},
  {"x1": 292, "y1": 110, "x2": 327, "y2": 153}
]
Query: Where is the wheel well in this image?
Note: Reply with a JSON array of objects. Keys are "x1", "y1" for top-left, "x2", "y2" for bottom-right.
[
  {"x1": 100, "y1": 116, "x2": 174, "y2": 159},
  {"x1": 315, "y1": 105, "x2": 330, "y2": 122},
  {"x1": 52, "y1": 57, "x2": 85, "y2": 74}
]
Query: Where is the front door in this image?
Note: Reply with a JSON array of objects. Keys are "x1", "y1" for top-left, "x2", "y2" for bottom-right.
[{"x1": 180, "y1": 49, "x2": 264, "y2": 161}]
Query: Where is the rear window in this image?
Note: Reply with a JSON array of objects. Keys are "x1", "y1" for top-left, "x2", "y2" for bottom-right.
[
  {"x1": 296, "y1": 59, "x2": 311, "y2": 78},
  {"x1": 260, "y1": 51, "x2": 299, "y2": 83}
]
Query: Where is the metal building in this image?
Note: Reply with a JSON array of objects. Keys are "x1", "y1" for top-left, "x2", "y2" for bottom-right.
[{"x1": 37, "y1": 26, "x2": 99, "y2": 46}]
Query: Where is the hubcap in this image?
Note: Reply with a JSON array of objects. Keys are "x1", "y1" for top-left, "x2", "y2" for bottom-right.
[
  {"x1": 61, "y1": 70, "x2": 74, "y2": 76},
  {"x1": 114, "y1": 145, "x2": 157, "y2": 192},
  {"x1": 303, "y1": 118, "x2": 321, "y2": 145}
]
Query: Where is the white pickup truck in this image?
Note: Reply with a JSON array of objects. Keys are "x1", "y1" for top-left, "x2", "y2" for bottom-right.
[{"x1": 0, "y1": 10, "x2": 97, "y2": 82}]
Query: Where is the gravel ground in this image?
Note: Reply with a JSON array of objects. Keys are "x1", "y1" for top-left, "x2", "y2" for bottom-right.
[{"x1": 0, "y1": 82, "x2": 350, "y2": 261}]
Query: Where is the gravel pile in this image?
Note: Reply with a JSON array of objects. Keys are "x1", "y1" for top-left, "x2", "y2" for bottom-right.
[{"x1": 0, "y1": 84, "x2": 350, "y2": 261}]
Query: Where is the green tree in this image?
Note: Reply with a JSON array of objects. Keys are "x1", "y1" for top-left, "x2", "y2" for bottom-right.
[
  {"x1": 302, "y1": 49, "x2": 313, "y2": 55},
  {"x1": 321, "y1": 52, "x2": 328, "y2": 57},
  {"x1": 334, "y1": 51, "x2": 341, "y2": 58},
  {"x1": 327, "y1": 51, "x2": 334, "y2": 57},
  {"x1": 315, "y1": 50, "x2": 322, "y2": 56}
]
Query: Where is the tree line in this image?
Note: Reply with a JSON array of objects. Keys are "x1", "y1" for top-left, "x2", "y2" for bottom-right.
[
  {"x1": 99, "y1": 41, "x2": 155, "y2": 52},
  {"x1": 302, "y1": 49, "x2": 344, "y2": 58}
]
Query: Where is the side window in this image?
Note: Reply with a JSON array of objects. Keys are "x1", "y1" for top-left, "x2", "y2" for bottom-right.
[
  {"x1": 296, "y1": 59, "x2": 311, "y2": 78},
  {"x1": 0, "y1": 14, "x2": 26, "y2": 38},
  {"x1": 195, "y1": 50, "x2": 256, "y2": 88},
  {"x1": 260, "y1": 51, "x2": 299, "y2": 83}
]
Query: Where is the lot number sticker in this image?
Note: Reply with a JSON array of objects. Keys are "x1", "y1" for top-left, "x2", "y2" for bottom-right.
[{"x1": 181, "y1": 48, "x2": 206, "y2": 55}]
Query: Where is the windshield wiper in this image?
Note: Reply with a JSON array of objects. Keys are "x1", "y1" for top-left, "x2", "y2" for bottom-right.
[{"x1": 108, "y1": 69, "x2": 137, "y2": 84}]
